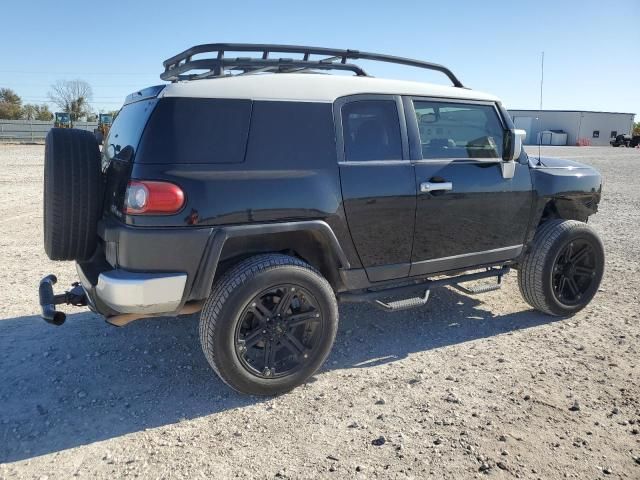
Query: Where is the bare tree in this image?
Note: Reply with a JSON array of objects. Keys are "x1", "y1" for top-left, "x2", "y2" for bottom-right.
[{"x1": 48, "y1": 80, "x2": 93, "y2": 121}]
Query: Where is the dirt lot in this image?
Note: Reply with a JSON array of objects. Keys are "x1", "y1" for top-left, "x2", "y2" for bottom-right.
[{"x1": 0, "y1": 144, "x2": 638, "y2": 479}]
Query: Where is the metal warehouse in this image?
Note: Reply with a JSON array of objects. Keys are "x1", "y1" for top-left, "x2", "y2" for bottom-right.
[{"x1": 508, "y1": 110, "x2": 635, "y2": 146}]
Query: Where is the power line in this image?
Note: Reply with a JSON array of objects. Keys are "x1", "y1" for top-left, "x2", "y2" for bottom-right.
[
  {"x1": 0, "y1": 82, "x2": 147, "y2": 88},
  {"x1": 22, "y1": 96, "x2": 124, "y2": 99},
  {"x1": 0, "y1": 70, "x2": 155, "y2": 76}
]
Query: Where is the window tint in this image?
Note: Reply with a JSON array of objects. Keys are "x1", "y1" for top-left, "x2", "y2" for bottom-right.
[
  {"x1": 245, "y1": 101, "x2": 336, "y2": 166},
  {"x1": 342, "y1": 100, "x2": 402, "y2": 161},
  {"x1": 137, "y1": 97, "x2": 252, "y2": 164},
  {"x1": 413, "y1": 101, "x2": 504, "y2": 159},
  {"x1": 104, "y1": 99, "x2": 157, "y2": 164}
]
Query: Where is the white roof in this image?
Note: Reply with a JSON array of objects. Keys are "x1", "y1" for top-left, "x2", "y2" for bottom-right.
[{"x1": 160, "y1": 73, "x2": 500, "y2": 103}]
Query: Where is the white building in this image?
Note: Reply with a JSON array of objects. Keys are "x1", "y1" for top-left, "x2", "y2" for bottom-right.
[{"x1": 508, "y1": 110, "x2": 635, "y2": 146}]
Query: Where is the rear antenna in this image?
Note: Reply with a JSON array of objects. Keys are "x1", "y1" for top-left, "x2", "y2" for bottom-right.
[{"x1": 537, "y1": 51, "x2": 544, "y2": 164}]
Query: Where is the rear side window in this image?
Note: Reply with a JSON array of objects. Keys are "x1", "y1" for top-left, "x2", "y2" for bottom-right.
[
  {"x1": 104, "y1": 99, "x2": 157, "y2": 164},
  {"x1": 342, "y1": 100, "x2": 402, "y2": 161},
  {"x1": 137, "y1": 97, "x2": 252, "y2": 164},
  {"x1": 245, "y1": 101, "x2": 336, "y2": 166},
  {"x1": 414, "y1": 100, "x2": 504, "y2": 159}
]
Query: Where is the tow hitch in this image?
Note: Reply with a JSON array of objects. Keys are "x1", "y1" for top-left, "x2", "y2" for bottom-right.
[{"x1": 38, "y1": 274, "x2": 88, "y2": 326}]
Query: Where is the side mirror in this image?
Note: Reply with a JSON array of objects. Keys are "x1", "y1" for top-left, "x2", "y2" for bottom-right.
[
  {"x1": 503, "y1": 128, "x2": 526, "y2": 162},
  {"x1": 501, "y1": 129, "x2": 526, "y2": 179}
]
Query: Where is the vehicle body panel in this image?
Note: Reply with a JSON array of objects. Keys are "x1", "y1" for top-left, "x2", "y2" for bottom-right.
[{"x1": 82, "y1": 84, "x2": 602, "y2": 319}]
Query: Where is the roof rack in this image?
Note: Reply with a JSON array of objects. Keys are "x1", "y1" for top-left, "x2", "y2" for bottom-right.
[{"x1": 160, "y1": 43, "x2": 464, "y2": 88}]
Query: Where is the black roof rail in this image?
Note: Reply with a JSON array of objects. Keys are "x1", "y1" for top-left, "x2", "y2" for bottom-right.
[{"x1": 160, "y1": 43, "x2": 464, "y2": 88}]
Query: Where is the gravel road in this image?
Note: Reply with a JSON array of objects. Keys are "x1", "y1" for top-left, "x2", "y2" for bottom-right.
[{"x1": 0, "y1": 144, "x2": 638, "y2": 479}]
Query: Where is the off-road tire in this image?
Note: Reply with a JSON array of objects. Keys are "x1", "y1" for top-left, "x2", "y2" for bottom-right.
[
  {"x1": 518, "y1": 219, "x2": 604, "y2": 316},
  {"x1": 199, "y1": 254, "x2": 338, "y2": 396},
  {"x1": 44, "y1": 128, "x2": 101, "y2": 261}
]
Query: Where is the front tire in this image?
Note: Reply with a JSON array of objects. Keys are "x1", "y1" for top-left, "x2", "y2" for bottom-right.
[
  {"x1": 199, "y1": 254, "x2": 338, "y2": 396},
  {"x1": 518, "y1": 219, "x2": 604, "y2": 316}
]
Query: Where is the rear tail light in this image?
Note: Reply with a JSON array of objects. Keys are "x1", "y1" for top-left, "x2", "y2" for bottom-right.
[{"x1": 125, "y1": 181, "x2": 185, "y2": 215}]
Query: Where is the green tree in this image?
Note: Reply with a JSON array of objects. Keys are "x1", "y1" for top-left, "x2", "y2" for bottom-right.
[
  {"x1": 48, "y1": 79, "x2": 93, "y2": 121},
  {"x1": 0, "y1": 88, "x2": 23, "y2": 119},
  {"x1": 634, "y1": 122, "x2": 640, "y2": 136},
  {"x1": 22, "y1": 103, "x2": 53, "y2": 121}
]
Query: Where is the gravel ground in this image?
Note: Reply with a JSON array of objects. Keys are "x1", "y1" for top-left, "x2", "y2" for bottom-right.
[{"x1": 0, "y1": 144, "x2": 639, "y2": 479}]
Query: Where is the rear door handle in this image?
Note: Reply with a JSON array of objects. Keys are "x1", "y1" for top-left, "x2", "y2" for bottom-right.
[{"x1": 420, "y1": 181, "x2": 453, "y2": 193}]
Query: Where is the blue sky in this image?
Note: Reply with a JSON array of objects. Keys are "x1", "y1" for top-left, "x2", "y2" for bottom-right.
[{"x1": 2, "y1": 0, "x2": 638, "y2": 117}]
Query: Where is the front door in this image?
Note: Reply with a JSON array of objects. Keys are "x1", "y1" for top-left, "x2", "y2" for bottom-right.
[
  {"x1": 405, "y1": 98, "x2": 533, "y2": 276},
  {"x1": 336, "y1": 96, "x2": 416, "y2": 282}
]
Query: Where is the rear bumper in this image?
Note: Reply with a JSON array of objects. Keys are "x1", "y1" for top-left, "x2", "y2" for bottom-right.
[
  {"x1": 95, "y1": 269, "x2": 187, "y2": 314},
  {"x1": 77, "y1": 262, "x2": 188, "y2": 316}
]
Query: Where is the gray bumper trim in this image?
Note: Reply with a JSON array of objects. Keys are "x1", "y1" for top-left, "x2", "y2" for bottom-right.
[{"x1": 94, "y1": 270, "x2": 187, "y2": 315}]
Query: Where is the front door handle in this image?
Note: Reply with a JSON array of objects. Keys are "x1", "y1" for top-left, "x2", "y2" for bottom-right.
[{"x1": 420, "y1": 181, "x2": 453, "y2": 193}]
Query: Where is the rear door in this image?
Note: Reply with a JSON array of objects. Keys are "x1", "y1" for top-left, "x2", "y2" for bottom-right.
[
  {"x1": 405, "y1": 97, "x2": 532, "y2": 276},
  {"x1": 336, "y1": 95, "x2": 416, "y2": 282}
]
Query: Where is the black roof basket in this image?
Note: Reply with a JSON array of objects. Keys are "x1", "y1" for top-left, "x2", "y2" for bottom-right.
[{"x1": 161, "y1": 43, "x2": 464, "y2": 88}]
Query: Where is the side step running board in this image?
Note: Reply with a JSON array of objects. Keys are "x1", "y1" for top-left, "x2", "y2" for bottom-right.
[
  {"x1": 375, "y1": 290, "x2": 430, "y2": 312},
  {"x1": 339, "y1": 266, "x2": 509, "y2": 311},
  {"x1": 453, "y1": 280, "x2": 502, "y2": 295}
]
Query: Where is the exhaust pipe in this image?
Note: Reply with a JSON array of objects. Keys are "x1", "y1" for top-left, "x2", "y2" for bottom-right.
[{"x1": 39, "y1": 275, "x2": 66, "y2": 326}]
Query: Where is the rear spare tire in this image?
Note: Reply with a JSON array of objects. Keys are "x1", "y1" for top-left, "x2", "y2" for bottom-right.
[{"x1": 44, "y1": 128, "x2": 101, "y2": 261}]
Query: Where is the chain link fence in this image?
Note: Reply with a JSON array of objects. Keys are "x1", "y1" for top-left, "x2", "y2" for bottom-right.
[{"x1": 0, "y1": 120, "x2": 98, "y2": 142}]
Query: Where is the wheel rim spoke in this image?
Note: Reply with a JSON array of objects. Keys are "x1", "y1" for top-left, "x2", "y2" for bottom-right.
[
  {"x1": 275, "y1": 288, "x2": 295, "y2": 315},
  {"x1": 564, "y1": 243, "x2": 574, "y2": 262},
  {"x1": 566, "y1": 277, "x2": 579, "y2": 297},
  {"x1": 570, "y1": 245, "x2": 590, "y2": 264},
  {"x1": 241, "y1": 327, "x2": 264, "y2": 349},
  {"x1": 558, "y1": 276, "x2": 567, "y2": 297},
  {"x1": 263, "y1": 340, "x2": 276, "y2": 371},
  {"x1": 287, "y1": 311, "x2": 319, "y2": 328},
  {"x1": 574, "y1": 266, "x2": 593, "y2": 277},
  {"x1": 282, "y1": 332, "x2": 306, "y2": 356},
  {"x1": 250, "y1": 299, "x2": 271, "y2": 322}
]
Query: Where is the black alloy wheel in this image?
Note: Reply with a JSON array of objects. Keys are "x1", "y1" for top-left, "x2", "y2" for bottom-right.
[
  {"x1": 552, "y1": 239, "x2": 598, "y2": 306},
  {"x1": 199, "y1": 254, "x2": 338, "y2": 396},
  {"x1": 234, "y1": 284, "x2": 323, "y2": 379}
]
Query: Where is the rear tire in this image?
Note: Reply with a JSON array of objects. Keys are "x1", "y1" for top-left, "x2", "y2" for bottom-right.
[
  {"x1": 44, "y1": 128, "x2": 101, "y2": 261},
  {"x1": 517, "y1": 219, "x2": 604, "y2": 316},
  {"x1": 199, "y1": 254, "x2": 338, "y2": 396}
]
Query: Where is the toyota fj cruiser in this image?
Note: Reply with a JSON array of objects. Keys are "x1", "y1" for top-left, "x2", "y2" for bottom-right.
[{"x1": 40, "y1": 44, "x2": 604, "y2": 395}]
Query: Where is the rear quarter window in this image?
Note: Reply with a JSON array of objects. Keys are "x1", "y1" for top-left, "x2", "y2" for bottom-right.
[
  {"x1": 104, "y1": 99, "x2": 157, "y2": 165},
  {"x1": 244, "y1": 101, "x2": 336, "y2": 167},
  {"x1": 136, "y1": 97, "x2": 252, "y2": 164}
]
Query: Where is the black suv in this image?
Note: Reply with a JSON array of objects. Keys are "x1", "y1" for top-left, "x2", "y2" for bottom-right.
[{"x1": 40, "y1": 44, "x2": 604, "y2": 395}]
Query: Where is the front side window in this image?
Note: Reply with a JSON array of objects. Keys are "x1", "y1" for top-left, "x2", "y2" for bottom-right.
[
  {"x1": 342, "y1": 100, "x2": 402, "y2": 161},
  {"x1": 413, "y1": 100, "x2": 504, "y2": 159}
]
